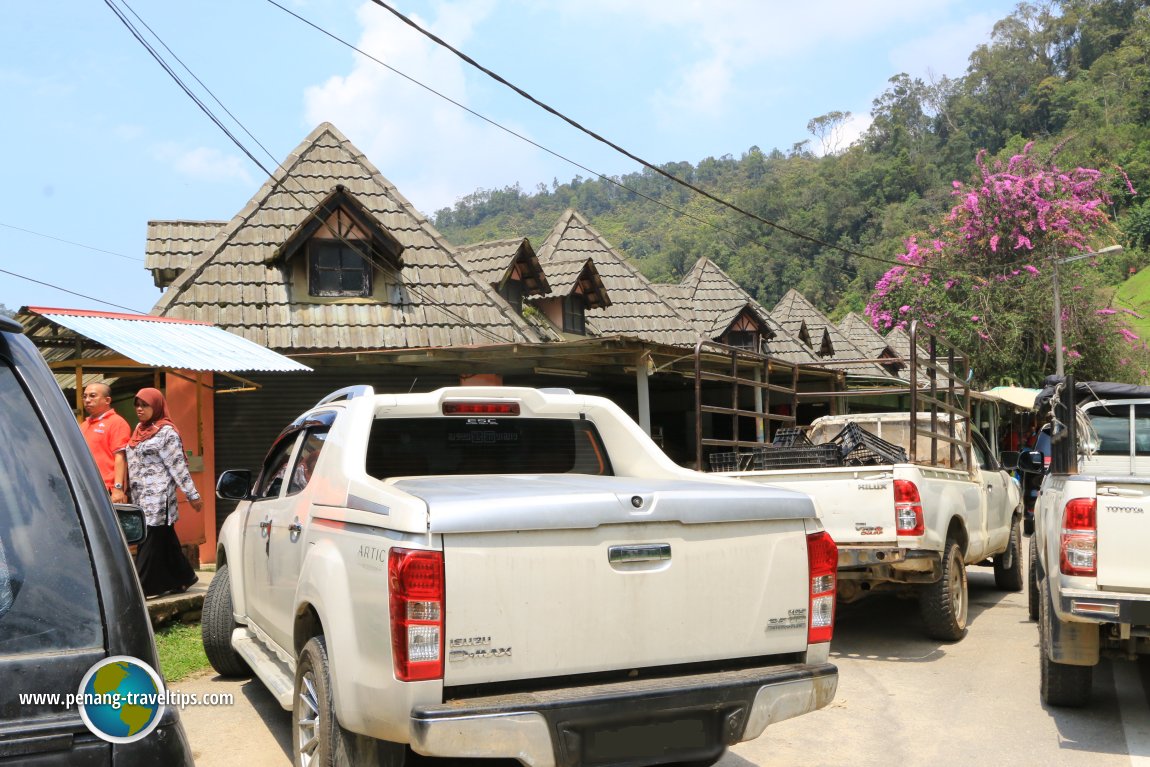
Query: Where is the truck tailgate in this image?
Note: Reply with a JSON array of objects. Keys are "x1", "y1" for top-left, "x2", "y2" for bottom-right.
[
  {"x1": 1095, "y1": 479, "x2": 1150, "y2": 592},
  {"x1": 394, "y1": 475, "x2": 815, "y2": 687},
  {"x1": 733, "y1": 467, "x2": 897, "y2": 545}
]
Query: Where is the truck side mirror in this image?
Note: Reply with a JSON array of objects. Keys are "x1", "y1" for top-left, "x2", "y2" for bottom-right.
[
  {"x1": 1017, "y1": 448, "x2": 1046, "y2": 474},
  {"x1": 217, "y1": 470, "x2": 253, "y2": 500}
]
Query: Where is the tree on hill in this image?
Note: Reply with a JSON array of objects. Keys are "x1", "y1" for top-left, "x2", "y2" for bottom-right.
[{"x1": 865, "y1": 143, "x2": 1138, "y2": 386}]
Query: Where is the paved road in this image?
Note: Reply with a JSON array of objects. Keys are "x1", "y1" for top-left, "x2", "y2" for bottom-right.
[{"x1": 174, "y1": 569, "x2": 1150, "y2": 766}]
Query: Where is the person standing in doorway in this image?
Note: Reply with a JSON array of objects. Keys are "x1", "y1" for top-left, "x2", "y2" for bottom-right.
[
  {"x1": 80, "y1": 382, "x2": 130, "y2": 503},
  {"x1": 127, "y1": 387, "x2": 203, "y2": 598}
]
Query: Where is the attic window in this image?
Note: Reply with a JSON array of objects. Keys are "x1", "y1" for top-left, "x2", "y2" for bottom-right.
[
  {"x1": 501, "y1": 279, "x2": 524, "y2": 313},
  {"x1": 726, "y1": 331, "x2": 759, "y2": 351},
  {"x1": 724, "y1": 311, "x2": 763, "y2": 351},
  {"x1": 818, "y1": 330, "x2": 834, "y2": 358},
  {"x1": 563, "y1": 296, "x2": 586, "y2": 334},
  {"x1": 798, "y1": 321, "x2": 812, "y2": 347},
  {"x1": 309, "y1": 240, "x2": 372, "y2": 297}
]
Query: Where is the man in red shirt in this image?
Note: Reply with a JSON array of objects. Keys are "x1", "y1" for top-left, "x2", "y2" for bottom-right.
[{"x1": 80, "y1": 382, "x2": 131, "y2": 503}]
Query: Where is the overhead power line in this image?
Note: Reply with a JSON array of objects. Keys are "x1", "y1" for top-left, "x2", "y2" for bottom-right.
[
  {"x1": 103, "y1": 0, "x2": 518, "y2": 346},
  {"x1": 0, "y1": 222, "x2": 143, "y2": 261},
  {"x1": 0, "y1": 267, "x2": 148, "y2": 314},
  {"x1": 363, "y1": 0, "x2": 898, "y2": 269}
]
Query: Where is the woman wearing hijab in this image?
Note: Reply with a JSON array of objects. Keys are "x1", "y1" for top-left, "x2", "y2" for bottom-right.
[{"x1": 127, "y1": 387, "x2": 203, "y2": 598}]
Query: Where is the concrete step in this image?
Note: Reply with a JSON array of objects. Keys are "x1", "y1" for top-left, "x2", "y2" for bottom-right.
[{"x1": 146, "y1": 568, "x2": 215, "y2": 629}]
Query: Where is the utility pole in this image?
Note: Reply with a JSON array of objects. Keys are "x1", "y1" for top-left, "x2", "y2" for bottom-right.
[{"x1": 1052, "y1": 244, "x2": 1124, "y2": 377}]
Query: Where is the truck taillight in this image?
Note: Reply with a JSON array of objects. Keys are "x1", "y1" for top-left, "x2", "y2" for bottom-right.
[
  {"x1": 807, "y1": 531, "x2": 837, "y2": 644},
  {"x1": 389, "y1": 548, "x2": 445, "y2": 681},
  {"x1": 1060, "y1": 498, "x2": 1097, "y2": 577},
  {"x1": 894, "y1": 480, "x2": 925, "y2": 536}
]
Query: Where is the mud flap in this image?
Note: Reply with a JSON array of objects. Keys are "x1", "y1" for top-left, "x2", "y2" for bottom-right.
[{"x1": 1045, "y1": 585, "x2": 1099, "y2": 666}]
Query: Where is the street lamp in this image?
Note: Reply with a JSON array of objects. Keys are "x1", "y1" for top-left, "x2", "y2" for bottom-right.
[{"x1": 1053, "y1": 244, "x2": 1124, "y2": 376}]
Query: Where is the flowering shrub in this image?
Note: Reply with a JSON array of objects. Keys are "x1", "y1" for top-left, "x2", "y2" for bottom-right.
[{"x1": 866, "y1": 144, "x2": 1135, "y2": 386}]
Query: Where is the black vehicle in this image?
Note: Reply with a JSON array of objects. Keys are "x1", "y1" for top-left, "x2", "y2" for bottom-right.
[{"x1": 0, "y1": 315, "x2": 193, "y2": 764}]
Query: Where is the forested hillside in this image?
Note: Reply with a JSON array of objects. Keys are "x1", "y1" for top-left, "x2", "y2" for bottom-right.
[{"x1": 433, "y1": 0, "x2": 1150, "y2": 323}]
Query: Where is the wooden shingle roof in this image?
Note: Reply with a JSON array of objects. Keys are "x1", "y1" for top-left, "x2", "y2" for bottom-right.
[
  {"x1": 663, "y1": 258, "x2": 819, "y2": 363},
  {"x1": 773, "y1": 289, "x2": 893, "y2": 378},
  {"x1": 455, "y1": 238, "x2": 550, "y2": 296},
  {"x1": 839, "y1": 311, "x2": 906, "y2": 377},
  {"x1": 535, "y1": 210, "x2": 697, "y2": 346},
  {"x1": 150, "y1": 123, "x2": 538, "y2": 352},
  {"x1": 145, "y1": 220, "x2": 227, "y2": 288}
]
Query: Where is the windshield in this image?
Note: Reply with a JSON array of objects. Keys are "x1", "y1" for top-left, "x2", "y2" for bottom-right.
[{"x1": 366, "y1": 417, "x2": 613, "y2": 478}]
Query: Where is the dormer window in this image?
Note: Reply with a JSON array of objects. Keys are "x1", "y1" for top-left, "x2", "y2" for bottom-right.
[
  {"x1": 501, "y1": 279, "x2": 525, "y2": 313},
  {"x1": 272, "y1": 186, "x2": 404, "y2": 303},
  {"x1": 309, "y1": 239, "x2": 371, "y2": 297},
  {"x1": 798, "y1": 321, "x2": 812, "y2": 347},
  {"x1": 726, "y1": 331, "x2": 758, "y2": 350},
  {"x1": 563, "y1": 296, "x2": 586, "y2": 334},
  {"x1": 722, "y1": 309, "x2": 767, "y2": 351}
]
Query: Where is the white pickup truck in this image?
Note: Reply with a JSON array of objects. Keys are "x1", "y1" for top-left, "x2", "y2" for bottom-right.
[
  {"x1": 729, "y1": 412, "x2": 1023, "y2": 641},
  {"x1": 1024, "y1": 378, "x2": 1150, "y2": 707},
  {"x1": 203, "y1": 386, "x2": 838, "y2": 767}
]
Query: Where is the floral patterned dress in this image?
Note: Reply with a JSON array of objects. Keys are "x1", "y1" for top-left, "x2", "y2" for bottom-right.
[{"x1": 126, "y1": 425, "x2": 200, "y2": 527}]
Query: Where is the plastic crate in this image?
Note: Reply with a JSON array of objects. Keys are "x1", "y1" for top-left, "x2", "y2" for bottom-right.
[
  {"x1": 829, "y1": 422, "x2": 907, "y2": 466},
  {"x1": 708, "y1": 452, "x2": 736, "y2": 472},
  {"x1": 771, "y1": 427, "x2": 812, "y2": 448},
  {"x1": 752, "y1": 443, "x2": 842, "y2": 470}
]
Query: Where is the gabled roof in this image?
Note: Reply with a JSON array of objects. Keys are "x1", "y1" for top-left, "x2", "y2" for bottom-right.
[
  {"x1": 150, "y1": 123, "x2": 537, "y2": 352},
  {"x1": 539, "y1": 257, "x2": 610, "y2": 309},
  {"x1": 663, "y1": 258, "x2": 819, "y2": 363},
  {"x1": 840, "y1": 311, "x2": 905, "y2": 377},
  {"x1": 145, "y1": 220, "x2": 227, "y2": 288},
  {"x1": 773, "y1": 289, "x2": 892, "y2": 378},
  {"x1": 535, "y1": 210, "x2": 696, "y2": 346},
  {"x1": 455, "y1": 238, "x2": 550, "y2": 296}
]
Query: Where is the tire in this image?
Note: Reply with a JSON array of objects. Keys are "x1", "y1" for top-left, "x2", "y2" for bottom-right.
[
  {"x1": 1028, "y1": 537, "x2": 1040, "y2": 622},
  {"x1": 1039, "y1": 579, "x2": 1092, "y2": 707},
  {"x1": 201, "y1": 564, "x2": 251, "y2": 678},
  {"x1": 920, "y1": 539, "x2": 969, "y2": 641},
  {"x1": 993, "y1": 516, "x2": 1024, "y2": 591},
  {"x1": 294, "y1": 636, "x2": 405, "y2": 767}
]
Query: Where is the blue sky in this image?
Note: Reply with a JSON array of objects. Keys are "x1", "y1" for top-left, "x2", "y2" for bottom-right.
[{"x1": 1, "y1": 0, "x2": 1020, "y2": 315}]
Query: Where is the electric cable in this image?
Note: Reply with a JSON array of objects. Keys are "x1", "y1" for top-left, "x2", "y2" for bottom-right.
[
  {"x1": 0, "y1": 267, "x2": 148, "y2": 314},
  {"x1": 104, "y1": 0, "x2": 516, "y2": 345}
]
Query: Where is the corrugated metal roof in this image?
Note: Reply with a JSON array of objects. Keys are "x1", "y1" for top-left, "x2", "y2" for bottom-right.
[{"x1": 29, "y1": 308, "x2": 311, "y2": 373}]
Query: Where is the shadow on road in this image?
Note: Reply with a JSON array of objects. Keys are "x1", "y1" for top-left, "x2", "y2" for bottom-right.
[
  {"x1": 1041, "y1": 659, "x2": 1129, "y2": 757},
  {"x1": 829, "y1": 569, "x2": 1016, "y2": 663},
  {"x1": 236, "y1": 677, "x2": 292, "y2": 762}
]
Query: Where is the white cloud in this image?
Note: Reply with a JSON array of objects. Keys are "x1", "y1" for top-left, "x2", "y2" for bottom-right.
[
  {"x1": 547, "y1": 0, "x2": 970, "y2": 123},
  {"x1": 152, "y1": 143, "x2": 254, "y2": 185},
  {"x1": 302, "y1": 0, "x2": 551, "y2": 213},
  {"x1": 889, "y1": 12, "x2": 999, "y2": 81}
]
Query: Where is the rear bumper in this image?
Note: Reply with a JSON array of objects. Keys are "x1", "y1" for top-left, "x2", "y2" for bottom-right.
[
  {"x1": 1058, "y1": 587, "x2": 1150, "y2": 625},
  {"x1": 410, "y1": 662, "x2": 837, "y2": 767}
]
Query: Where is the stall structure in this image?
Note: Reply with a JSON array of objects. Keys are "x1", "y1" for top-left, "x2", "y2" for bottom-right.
[{"x1": 18, "y1": 306, "x2": 310, "y2": 564}]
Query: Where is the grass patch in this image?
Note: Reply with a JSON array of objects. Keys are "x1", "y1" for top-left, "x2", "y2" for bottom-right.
[
  {"x1": 155, "y1": 622, "x2": 211, "y2": 683},
  {"x1": 1113, "y1": 267, "x2": 1150, "y2": 340}
]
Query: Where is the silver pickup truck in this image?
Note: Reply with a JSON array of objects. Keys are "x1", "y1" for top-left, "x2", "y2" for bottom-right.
[
  {"x1": 1023, "y1": 378, "x2": 1150, "y2": 707},
  {"x1": 203, "y1": 386, "x2": 838, "y2": 767}
]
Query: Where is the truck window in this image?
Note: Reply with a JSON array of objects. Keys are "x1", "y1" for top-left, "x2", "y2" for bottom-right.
[
  {"x1": 253, "y1": 434, "x2": 300, "y2": 499},
  {"x1": 1087, "y1": 403, "x2": 1150, "y2": 456},
  {"x1": 0, "y1": 364, "x2": 102, "y2": 653},
  {"x1": 287, "y1": 430, "x2": 328, "y2": 495},
  {"x1": 365, "y1": 417, "x2": 613, "y2": 478}
]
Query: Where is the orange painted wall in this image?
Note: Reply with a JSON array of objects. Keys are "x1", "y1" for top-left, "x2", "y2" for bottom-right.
[{"x1": 164, "y1": 372, "x2": 217, "y2": 564}]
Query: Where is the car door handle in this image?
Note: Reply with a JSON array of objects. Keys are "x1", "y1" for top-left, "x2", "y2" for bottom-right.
[
  {"x1": 259, "y1": 520, "x2": 272, "y2": 533},
  {"x1": 288, "y1": 521, "x2": 302, "y2": 534}
]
